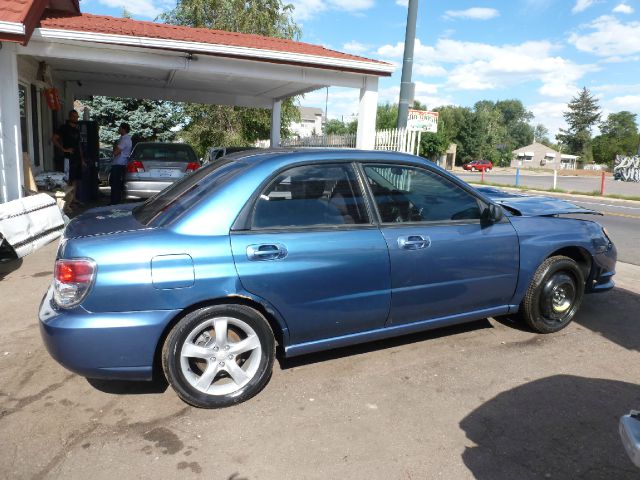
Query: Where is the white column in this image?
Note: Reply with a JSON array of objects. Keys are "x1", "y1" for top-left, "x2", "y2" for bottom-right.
[
  {"x1": 64, "y1": 81, "x2": 76, "y2": 114},
  {"x1": 0, "y1": 43, "x2": 24, "y2": 203},
  {"x1": 356, "y1": 76, "x2": 379, "y2": 150},
  {"x1": 270, "y1": 99, "x2": 282, "y2": 148}
]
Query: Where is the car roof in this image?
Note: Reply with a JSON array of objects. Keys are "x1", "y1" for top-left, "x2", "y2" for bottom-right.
[{"x1": 227, "y1": 148, "x2": 430, "y2": 170}]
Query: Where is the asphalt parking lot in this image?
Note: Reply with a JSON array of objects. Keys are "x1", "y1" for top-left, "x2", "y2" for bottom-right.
[{"x1": 1, "y1": 242, "x2": 640, "y2": 479}]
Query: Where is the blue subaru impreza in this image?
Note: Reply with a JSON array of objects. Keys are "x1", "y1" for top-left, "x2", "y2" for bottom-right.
[{"x1": 40, "y1": 149, "x2": 616, "y2": 408}]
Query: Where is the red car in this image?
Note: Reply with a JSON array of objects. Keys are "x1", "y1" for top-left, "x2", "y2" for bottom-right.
[{"x1": 463, "y1": 159, "x2": 493, "y2": 172}]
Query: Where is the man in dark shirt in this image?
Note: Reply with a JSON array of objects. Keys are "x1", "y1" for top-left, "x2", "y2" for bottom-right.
[{"x1": 52, "y1": 110, "x2": 85, "y2": 206}]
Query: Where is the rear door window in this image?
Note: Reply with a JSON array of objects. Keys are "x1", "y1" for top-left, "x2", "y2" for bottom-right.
[
  {"x1": 132, "y1": 144, "x2": 198, "y2": 163},
  {"x1": 251, "y1": 164, "x2": 369, "y2": 228}
]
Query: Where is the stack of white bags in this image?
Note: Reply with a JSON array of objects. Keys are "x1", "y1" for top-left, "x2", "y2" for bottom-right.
[{"x1": 0, "y1": 193, "x2": 65, "y2": 258}]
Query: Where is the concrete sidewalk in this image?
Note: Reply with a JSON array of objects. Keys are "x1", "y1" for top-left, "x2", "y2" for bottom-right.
[{"x1": 1, "y1": 242, "x2": 640, "y2": 479}]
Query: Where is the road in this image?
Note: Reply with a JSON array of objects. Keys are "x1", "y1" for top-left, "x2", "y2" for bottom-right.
[
  {"x1": 568, "y1": 197, "x2": 640, "y2": 266},
  {"x1": 457, "y1": 171, "x2": 640, "y2": 197}
]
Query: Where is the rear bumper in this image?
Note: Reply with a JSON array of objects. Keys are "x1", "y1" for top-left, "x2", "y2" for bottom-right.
[
  {"x1": 39, "y1": 285, "x2": 180, "y2": 380},
  {"x1": 124, "y1": 180, "x2": 174, "y2": 199}
]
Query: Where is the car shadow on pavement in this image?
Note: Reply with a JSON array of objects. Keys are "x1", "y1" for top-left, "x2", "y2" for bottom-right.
[
  {"x1": 488, "y1": 287, "x2": 640, "y2": 351},
  {"x1": 460, "y1": 374, "x2": 640, "y2": 479},
  {"x1": 575, "y1": 287, "x2": 640, "y2": 352},
  {"x1": 87, "y1": 376, "x2": 169, "y2": 395},
  {"x1": 278, "y1": 319, "x2": 493, "y2": 369}
]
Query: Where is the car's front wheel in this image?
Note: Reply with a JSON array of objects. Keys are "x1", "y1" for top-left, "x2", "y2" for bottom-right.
[
  {"x1": 162, "y1": 304, "x2": 275, "y2": 408},
  {"x1": 520, "y1": 256, "x2": 585, "y2": 333}
]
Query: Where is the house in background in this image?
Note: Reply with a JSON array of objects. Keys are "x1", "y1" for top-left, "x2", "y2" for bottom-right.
[
  {"x1": 511, "y1": 142, "x2": 579, "y2": 170},
  {"x1": 290, "y1": 107, "x2": 325, "y2": 138}
]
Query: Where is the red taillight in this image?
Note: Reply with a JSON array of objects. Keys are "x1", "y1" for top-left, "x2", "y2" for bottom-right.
[
  {"x1": 186, "y1": 162, "x2": 200, "y2": 172},
  {"x1": 127, "y1": 160, "x2": 145, "y2": 173},
  {"x1": 55, "y1": 259, "x2": 95, "y2": 284}
]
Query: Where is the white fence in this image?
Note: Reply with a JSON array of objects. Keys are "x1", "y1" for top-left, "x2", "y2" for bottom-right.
[
  {"x1": 281, "y1": 128, "x2": 422, "y2": 155},
  {"x1": 375, "y1": 128, "x2": 421, "y2": 155},
  {"x1": 282, "y1": 134, "x2": 356, "y2": 148}
]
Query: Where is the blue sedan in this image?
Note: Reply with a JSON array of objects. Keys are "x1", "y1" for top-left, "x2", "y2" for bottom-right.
[{"x1": 39, "y1": 150, "x2": 616, "y2": 408}]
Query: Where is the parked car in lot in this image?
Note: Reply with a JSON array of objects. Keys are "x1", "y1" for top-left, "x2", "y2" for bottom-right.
[
  {"x1": 620, "y1": 411, "x2": 640, "y2": 467},
  {"x1": 463, "y1": 159, "x2": 493, "y2": 171},
  {"x1": 40, "y1": 149, "x2": 616, "y2": 408},
  {"x1": 97, "y1": 147, "x2": 113, "y2": 186},
  {"x1": 206, "y1": 146, "x2": 256, "y2": 164},
  {"x1": 124, "y1": 142, "x2": 199, "y2": 199}
]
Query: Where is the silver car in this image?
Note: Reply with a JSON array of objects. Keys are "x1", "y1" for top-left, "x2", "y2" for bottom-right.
[{"x1": 125, "y1": 142, "x2": 200, "y2": 199}]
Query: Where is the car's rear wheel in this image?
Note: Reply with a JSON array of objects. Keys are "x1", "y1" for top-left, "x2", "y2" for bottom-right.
[
  {"x1": 162, "y1": 304, "x2": 275, "y2": 408},
  {"x1": 520, "y1": 256, "x2": 584, "y2": 333}
]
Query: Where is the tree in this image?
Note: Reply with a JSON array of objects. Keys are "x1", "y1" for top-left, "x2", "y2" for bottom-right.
[
  {"x1": 82, "y1": 96, "x2": 180, "y2": 146},
  {"x1": 495, "y1": 100, "x2": 533, "y2": 148},
  {"x1": 592, "y1": 111, "x2": 639, "y2": 165},
  {"x1": 160, "y1": 0, "x2": 301, "y2": 156},
  {"x1": 419, "y1": 131, "x2": 449, "y2": 159},
  {"x1": 324, "y1": 118, "x2": 357, "y2": 135},
  {"x1": 534, "y1": 124, "x2": 550, "y2": 145},
  {"x1": 557, "y1": 87, "x2": 601, "y2": 162},
  {"x1": 376, "y1": 103, "x2": 398, "y2": 130}
]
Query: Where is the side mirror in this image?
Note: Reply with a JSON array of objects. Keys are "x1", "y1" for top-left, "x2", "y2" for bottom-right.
[{"x1": 483, "y1": 203, "x2": 504, "y2": 223}]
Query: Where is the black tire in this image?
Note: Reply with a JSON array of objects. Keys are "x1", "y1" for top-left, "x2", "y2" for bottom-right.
[
  {"x1": 520, "y1": 256, "x2": 585, "y2": 333},
  {"x1": 162, "y1": 304, "x2": 275, "y2": 408}
]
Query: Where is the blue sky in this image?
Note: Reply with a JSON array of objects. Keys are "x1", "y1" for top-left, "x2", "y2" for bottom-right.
[{"x1": 81, "y1": 0, "x2": 640, "y2": 136}]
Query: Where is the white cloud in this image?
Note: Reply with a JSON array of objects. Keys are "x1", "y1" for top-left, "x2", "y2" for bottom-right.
[
  {"x1": 303, "y1": 88, "x2": 360, "y2": 121},
  {"x1": 530, "y1": 101, "x2": 568, "y2": 138},
  {"x1": 592, "y1": 83, "x2": 640, "y2": 94},
  {"x1": 342, "y1": 41, "x2": 369, "y2": 55},
  {"x1": 609, "y1": 95, "x2": 640, "y2": 111},
  {"x1": 416, "y1": 64, "x2": 448, "y2": 77},
  {"x1": 378, "y1": 85, "x2": 453, "y2": 110},
  {"x1": 613, "y1": 3, "x2": 634, "y2": 14},
  {"x1": 97, "y1": 0, "x2": 166, "y2": 17},
  {"x1": 572, "y1": 0, "x2": 598, "y2": 14},
  {"x1": 290, "y1": 0, "x2": 374, "y2": 21},
  {"x1": 377, "y1": 38, "x2": 595, "y2": 98},
  {"x1": 569, "y1": 15, "x2": 640, "y2": 59},
  {"x1": 443, "y1": 7, "x2": 500, "y2": 20},
  {"x1": 396, "y1": 0, "x2": 408, "y2": 6}
]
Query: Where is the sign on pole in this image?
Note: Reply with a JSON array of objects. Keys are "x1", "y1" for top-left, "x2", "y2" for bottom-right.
[{"x1": 407, "y1": 109, "x2": 438, "y2": 133}]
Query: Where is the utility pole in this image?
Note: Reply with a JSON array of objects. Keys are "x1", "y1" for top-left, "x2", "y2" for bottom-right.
[{"x1": 397, "y1": 0, "x2": 418, "y2": 129}]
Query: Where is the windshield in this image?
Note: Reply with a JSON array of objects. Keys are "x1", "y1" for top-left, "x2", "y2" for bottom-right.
[
  {"x1": 131, "y1": 144, "x2": 198, "y2": 163},
  {"x1": 133, "y1": 160, "x2": 246, "y2": 226}
]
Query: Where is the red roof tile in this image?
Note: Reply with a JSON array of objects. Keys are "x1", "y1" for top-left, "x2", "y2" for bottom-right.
[
  {"x1": 0, "y1": 0, "x2": 34, "y2": 23},
  {"x1": 0, "y1": 0, "x2": 78, "y2": 43},
  {"x1": 37, "y1": 10, "x2": 390, "y2": 68}
]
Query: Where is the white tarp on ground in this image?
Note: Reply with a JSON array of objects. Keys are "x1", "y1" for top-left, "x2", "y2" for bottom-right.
[{"x1": 0, "y1": 194, "x2": 65, "y2": 258}]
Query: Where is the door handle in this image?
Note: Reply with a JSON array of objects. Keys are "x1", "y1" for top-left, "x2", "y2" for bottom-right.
[
  {"x1": 397, "y1": 235, "x2": 431, "y2": 250},
  {"x1": 246, "y1": 243, "x2": 288, "y2": 261}
]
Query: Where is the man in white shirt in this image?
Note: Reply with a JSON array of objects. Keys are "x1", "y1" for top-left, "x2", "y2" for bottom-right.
[{"x1": 109, "y1": 122, "x2": 132, "y2": 205}]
